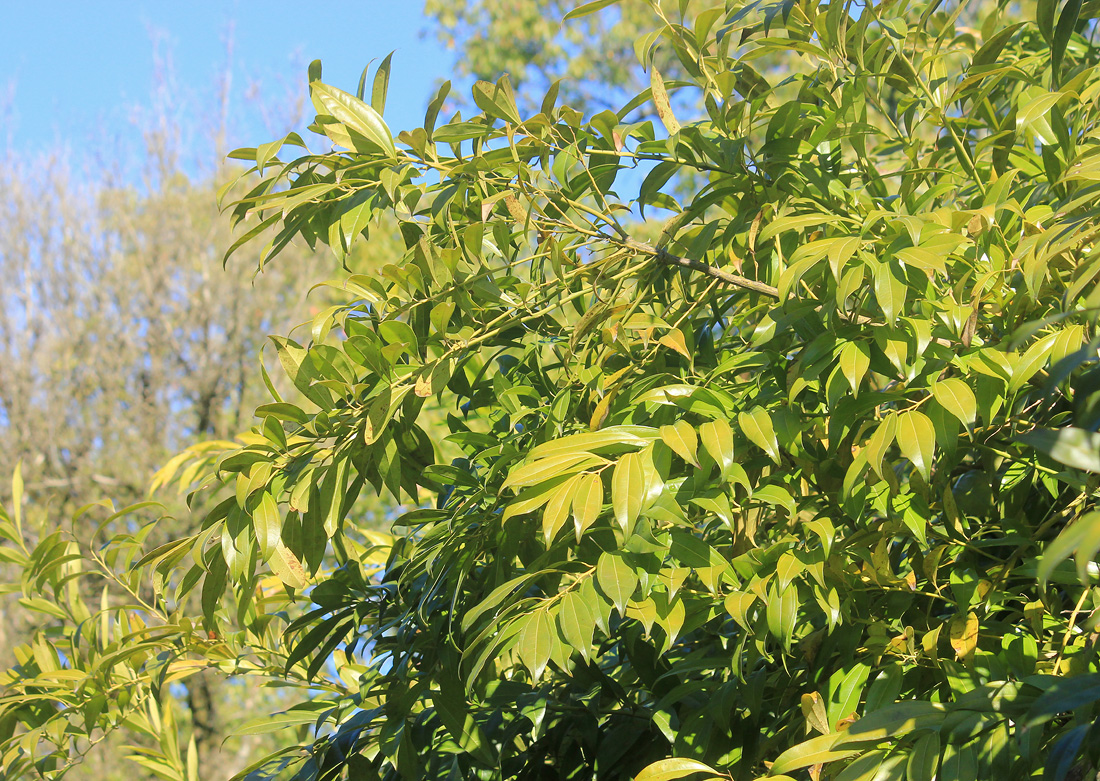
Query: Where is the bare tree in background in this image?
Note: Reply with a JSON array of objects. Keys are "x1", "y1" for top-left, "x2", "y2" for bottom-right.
[{"x1": 0, "y1": 38, "x2": 381, "y2": 779}]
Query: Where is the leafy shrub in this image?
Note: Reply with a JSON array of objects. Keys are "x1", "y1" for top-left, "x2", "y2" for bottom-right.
[{"x1": 6, "y1": 1, "x2": 1100, "y2": 779}]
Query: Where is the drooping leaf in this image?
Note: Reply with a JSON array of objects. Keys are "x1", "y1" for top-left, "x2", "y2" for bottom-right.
[
  {"x1": 931, "y1": 379, "x2": 977, "y2": 427},
  {"x1": 611, "y1": 452, "x2": 645, "y2": 533},
  {"x1": 738, "y1": 407, "x2": 780, "y2": 463},
  {"x1": 596, "y1": 552, "x2": 638, "y2": 615},
  {"x1": 896, "y1": 410, "x2": 935, "y2": 481}
]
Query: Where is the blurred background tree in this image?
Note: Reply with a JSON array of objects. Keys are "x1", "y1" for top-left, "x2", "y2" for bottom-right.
[{"x1": 0, "y1": 42, "x2": 410, "y2": 779}]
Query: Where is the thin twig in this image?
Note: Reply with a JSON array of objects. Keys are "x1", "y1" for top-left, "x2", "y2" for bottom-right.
[{"x1": 621, "y1": 238, "x2": 781, "y2": 298}]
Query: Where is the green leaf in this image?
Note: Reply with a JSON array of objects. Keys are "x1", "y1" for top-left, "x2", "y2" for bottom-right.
[
  {"x1": 766, "y1": 583, "x2": 798, "y2": 650},
  {"x1": 906, "y1": 731, "x2": 941, "y2": 781},
  {"x1": 931, "y1": 379, "x2": 977, "y2": 426},
  {"x1": 866, "y1": 412, "x2": 897, "y2": 479},
  {"x1": 834, "y1": 751, "x2": 895, "y2": 781},
  {"x1": 255, "y1": 402, "x2": 308, "y2": 424},
  {"x1": 1025, "y1": 674, "x2": 1100, "y2": 726},
  {"x1": 527, "y1": 426, "x2": 659, "y2": 460},
  {"x1": 739, "y1": 407, "x2": 780, "y2": 463},
  {"x1": 724, "y1": 591, "x2": 757, "y2": 631},
  {"x1": 504, "y1": 452, "x2": 609, "y2": 489},
  {"x1": 596, "y1": 552, "x2": 637, "y2": 615},
  {"x1": 556, "y1": 589, "x2": 595, "y2": 661},
  {"x1": 237, "y1": 702, "x2": 336, "y2": 735},
  {"x1": 571, "y1": 473, "x2": 603, "y2": 540},
  {"x1": 874, "y1": 260, "x2": 907, "y2": 324},
  {"x1": 896, "y1": 410, "x2": 935, "y2": 481},
  {"x1": 310, "y1": 81, "x2": 396, "y2": 157},
  {"x1": 518, "y1": 608, "x2": 554, "y2": 680},
  {"x1": 371, "y1": 52, "x2": 393, "y2": 115},
  {"x1": 1052, "y1": 0, "x2": 1083, "y2": 87},
  {"x1": 562, "y1": 0, "x2": 620, "y2": 22},
  {"x1": 839, "y1": 341, "x2": 871, "y2": 397},
  {"x1": 503, "y1": 475, "x2": 571, "y2": 523},
  {"x1": 841, "y1": 701, "x2": 944, "y2": 742},
  {"x1": 252, "y1": 491, "x2": 281, "y2": 561},
  {"x1": 661, "y1": 421, "x2": 699, "y2": 466},
  {"x1": 770, "y1": 732, "x2": 861, "y2": 775},
  {"x1": 634, "y1": 758, "x2": 719, "y2": 781},
  {"x1": 1018, "y1": 427, "x2": 1100, "y2": 473},
  {"x1": 699, "y1": 419, "x2": 735, "y2": 476},
  {"x1": 972, "y1": 23, "x2": 1025, "y2": 68},
  {"x1": 542, "y1": 475, "x2": 581, "y2": 544},
  {"x1": 830, "y1": 663, "x2": 871, "y2": 728},
  {"x1": 1008, "y1": 332, "x2": 1058, "y2": 396},
  {"x1": 611, "y1": 452, "x2": 645, "y2": 533},
  {"x1": 1037, "y1": 511, "x2": 1100, "y2": 585}
]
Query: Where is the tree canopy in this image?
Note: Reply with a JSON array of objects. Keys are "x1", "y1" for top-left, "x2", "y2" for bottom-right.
[{"x1": 5, "y1": 0, "x2": 1100, "y2": 779}]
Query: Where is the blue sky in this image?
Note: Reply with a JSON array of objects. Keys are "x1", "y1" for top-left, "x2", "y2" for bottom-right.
[{"x1": 1, "y1": 1, "x2": 452, "y2": 171}]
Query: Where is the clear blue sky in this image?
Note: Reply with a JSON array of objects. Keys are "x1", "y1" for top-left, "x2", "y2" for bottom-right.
[{"x1": 1, "y1": 1, "x2": 452, "y2": 172}]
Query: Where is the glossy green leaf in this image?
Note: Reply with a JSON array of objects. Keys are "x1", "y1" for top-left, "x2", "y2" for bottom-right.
[
  {"x1": 371, "y1": 52, "x2": 393, "y2": 115},
  {"x1": 310, "y1": 81, "x2": 396, "y2": 157},
  {"x1": 931, "y1": 379, "x2": 977, "y2": 426},
  {"x1": 562, "y1": 0, "x2": 619, "y2": 22},
  {"x1": 571, "y1": 473, "x2": 603, "y2": 540},
  {"x1": 660, "y1": 421, "x2": 699, "y2": 466},
  {"x1": 874, "y1": 260, "x2": 907, "y2": 324},
  {"x1": 517, "y1": 608, "x2": 554, "y2": 680},
  {"x1": 770, "y1": 732, "x2": 861, "y2": 774},
  {"x1": 866, "y1": 412, "x2": 897, "y2": 479},
  {"x1": 766, "y1": 583, "x2": 798, "y2": 649},
  {"x1": 738, "y1": 407, "x2": 780, "y2": 463},
  {"x1": 504, "y1": 452, "x2": 609, "y2": 489},
  {"x1": 896, "y1": 410, "x2": 935, "y2": 481},
  {"x1": 634, "y1": 758, "x2": 718, "y2": 781},
  {"x1": 611, "y1": 452, "x2": 645, "y2": 533},
  {"x1": 556, "y1": 588, "x2": 595, "y2": 661},
  {"x1": 1037, "y1": 511, "x2": 1100, "y2": 585},
  {"x1": 596, "y1": 552, "x2": 638, "y2": 615},
  {"x1": 543, "y1": 475, "x2": 581, "y2": 544},
  {"x1": 252, "y1": 491, "x2": 282, "y2": 560},
  {"x1": 839, "y1": 341, "x2": 871, "y2": 397},
  {"x1": 699, "y1": 419, "x2": 735, "y2": 476}
]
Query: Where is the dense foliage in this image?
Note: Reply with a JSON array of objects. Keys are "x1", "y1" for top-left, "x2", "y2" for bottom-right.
[{"x1": 6, "y1": 0, "x2": 1100, "y2": 779}]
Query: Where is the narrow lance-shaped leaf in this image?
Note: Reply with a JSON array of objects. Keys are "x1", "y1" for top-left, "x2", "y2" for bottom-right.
[
  {"x1": 865, "y1": 412, "x2": 897, "y2": 480},
  {"x1": 571, "y1": 473, "x2": 603, "y2": 540},
  {"x1": 650, "y1": 64, "x2": 681, "y2": 135},
  {"x1": 556, "y1": 589, "x2": 595, "y2": 661},
  {"x1": 252, "y1": 492, "x2": 282, "y2": 561},
  {"x1": 371, "y1": 51, "x2": 393, "y2": 115},
  {"x1": 611, "y1": 452, "x2": 645, "y2": 533},
  {"x1": 874, "y1": 259, "x2": 907, "y2": 324},
  {"x1": 542, "y1": 475, "x2": 581, "y2": 544}
]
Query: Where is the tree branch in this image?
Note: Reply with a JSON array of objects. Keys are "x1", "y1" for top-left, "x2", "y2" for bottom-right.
[{"x1": 622, "y1": 238, "x2": 780, "y2": 299}]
